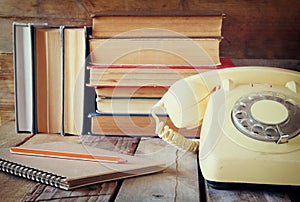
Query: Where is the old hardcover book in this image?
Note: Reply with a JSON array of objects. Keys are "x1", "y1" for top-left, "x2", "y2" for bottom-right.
[
  {"x1": 13, "y1": 22, "x2": 47, "y2": 134},
  {"x1": 87, "y1": 58, "x2": 235, "y2": 87},
  {"x1": 91, "y1": 11, "x2": 224, "y2": 38},
  {"x1": 96, "y1": 97, "x2": 161, "y2": 114},
  {"x1": 88, "y1": 112, "x2": 200, "y2": 138},
  {"x1": 89, "y1": 38, "x2": 221, "y2": 66},
  {"x1": 35, "y1": 27, "x2": 62, "y2": 133},
  {"x1": 62, "y1": 26, "x2": 95, "y2": 135},
  {"x1": 94, "y1": 86, "x2": 168, "y2": 98}
]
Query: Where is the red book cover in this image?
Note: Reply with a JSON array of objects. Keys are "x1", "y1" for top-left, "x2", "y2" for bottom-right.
[{"x1": 88, "y1": 57, "x2": 235, "y2": 70}]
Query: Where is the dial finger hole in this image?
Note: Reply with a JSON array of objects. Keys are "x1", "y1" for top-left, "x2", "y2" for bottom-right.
[
  {"x1": 265, "y1": 127, "x2": 278, "y2": 138},
  {"x1": 234, "y1": 110, "x2": 247, "y2": 119},
  {"x1": 252, "y1": 124, "x2": 264, "y2": 135}
]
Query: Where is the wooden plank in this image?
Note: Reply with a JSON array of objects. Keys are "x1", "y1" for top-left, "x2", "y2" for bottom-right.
[
  {"x1": 115, "y1": 138, "x2": 200, "y2": 201},
  {"x1": 205, "y1": 182, "x2": 291, "y2": 202},
  {"x1": 0, "y1": 19, "x2": 14, "y2": 53},
  {"x1": 37, "y1": 0, "x2": 89, "y2": 19},
  {"x1": 185, "y1": 0, "x2": 300, "y2": 59},
  {"x1": 0, "y1": 0, "x2": 88, "y2": 18},
  {"x1": 0, "y1": 121, "x2": 37, "y2": 200},
  {"x1": 0, "y1": 0, "x2": 38, "y2": 17},
  {"x1": 2, "y1": 1, "x2": 300, "y2": 58},
  {"x1": 231, "y1": 59, "x2": 300, "y2": 71},
  {"x1": 81, "y1": 0, "x2": 181, "y2": 13},
  {"x1": 0, "y1": 53, "x2": 14, "y2": 125},
  {"x1": 0, "y1": 18, "x2": 91, "y2": 53},
  {"x1": 0, "y1": 1, "x2": 91, "y2": 53},
  {"x1": 22, "y1": 182, "x2": 119, "y2": 201},
  {"x1": 0, "y1": 121, "x2": 33, "y2": 148}
]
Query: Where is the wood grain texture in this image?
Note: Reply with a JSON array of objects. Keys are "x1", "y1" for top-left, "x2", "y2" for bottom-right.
[
  {"x1": 80, "y1": 0, "x2": 181, "y2": 13},
  {"x1": 205, "y1": 182, "x2": 291, "y2": 202},
  {"x1": 0, "y1": 121, "x2": 38, "y2": 201},
  {"x1": 115, "y1": 138, "x2": 200, "y2": 202},
  {"x1": 0, "y1": 54, "x2": 15, "y2": 125},
  {"x1": 231, "y1": 59, "x2": 300, "y2": 71},
  {"x1": 185, "y1": 0, "x2": 300, "y2": 59},
  {"x1": 0, "y1": 121, "x2": 32, "y2": 148},
  {"x1": 0, "y1": 0, "x2": 38, "y2": 17},
  {"x1": 22, "y1": 182, "x2": 119, "y2": 201},
  {"x1": 0, "y1": 1, "x2": 91, "y2": 53},
  {"x1": 0, "y1": 19, "x2": 14, "y2": 53},
  {"x1": 0, "y1": 0, "x2": 299, "y2": 59}
]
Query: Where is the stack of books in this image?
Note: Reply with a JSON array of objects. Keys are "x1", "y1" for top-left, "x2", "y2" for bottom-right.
[
  {"x1": 87, "y1": 12, "x2": 234, "y2": 137},
  {"x1": 13, "y1": 23, "x2": 95, "y2": 135},
  {"x1": 13, "y1": 12, "x2": 235, "y2": 137}
]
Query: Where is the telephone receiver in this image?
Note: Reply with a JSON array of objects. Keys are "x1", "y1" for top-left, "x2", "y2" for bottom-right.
[{"x1": 151, "y1": 66, "x2": 300, "y2": 186}]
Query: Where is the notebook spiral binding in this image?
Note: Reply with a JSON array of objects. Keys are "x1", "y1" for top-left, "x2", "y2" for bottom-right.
[{"x1": 0, "y1": 158, "x2": 69, "y2": 190}]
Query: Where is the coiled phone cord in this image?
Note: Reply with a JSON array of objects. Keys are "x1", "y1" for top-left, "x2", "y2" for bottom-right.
[{"x1": 151, "y1": 105, "x2": 200, "y2": 153}]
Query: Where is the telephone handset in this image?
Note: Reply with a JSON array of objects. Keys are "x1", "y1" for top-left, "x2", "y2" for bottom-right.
[{"x1": 151, "y1": 66, "x2": 300, "y2": 186}]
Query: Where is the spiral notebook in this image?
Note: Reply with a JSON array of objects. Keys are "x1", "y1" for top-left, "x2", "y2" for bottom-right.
[{"x1": 0, "y1": 142, "x2": 165, "y2": 190}]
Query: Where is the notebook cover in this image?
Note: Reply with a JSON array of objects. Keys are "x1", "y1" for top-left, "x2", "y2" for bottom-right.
[{"x1": 0, "y1": 142, "x2": 165, "y2": 190}]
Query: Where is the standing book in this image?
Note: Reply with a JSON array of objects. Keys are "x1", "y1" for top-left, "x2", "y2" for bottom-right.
[
  {"x1": 36, "y1": 27, "x2": 62, "y2": 133},
  {"x1": 14, "y1": 23, "x2": 94, "y2": 135},
  {"x1": 13, "y1": 22, "x2": 47, "y2": 134},
  {"x1": 61, "y1": 26, "x2": 95, "y2": 135},
  {"x1": 0, "y1": 142, "x2": 165, "y2": 190}
]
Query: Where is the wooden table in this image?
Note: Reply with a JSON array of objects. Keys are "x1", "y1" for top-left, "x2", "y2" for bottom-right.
[{"x1": 0, "y1": 121, "x2": 299, "y2": 201}]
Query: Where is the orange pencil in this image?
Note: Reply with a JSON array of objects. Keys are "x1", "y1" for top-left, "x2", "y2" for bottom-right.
[{"x1": 10, "y1": 147, "x2": 127, "y2": 164}]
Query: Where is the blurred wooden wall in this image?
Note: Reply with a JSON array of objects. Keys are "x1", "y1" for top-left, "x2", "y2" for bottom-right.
[{"x1": 0, "y1": 0, "x2": 299, "y2": 124}]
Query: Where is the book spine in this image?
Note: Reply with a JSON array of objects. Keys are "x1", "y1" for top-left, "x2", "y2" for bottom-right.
[
  {"x1": 88, "y1": 57, "x2": 234, "y2": 69},
  {"x1": 91, "y1": 10, "x2": 225, "y2": 18},
  {"x1": 88, "y1": 111, "x2": 168, "y2": 117},
  {"x1": 60, "y1": 26, "x2": 65, "y2": 136},
  {"x1": 0, "y1": 158, "x2": 69, "y2": 190},
  {"x1": 13, "y1": 22, "x2": 19, "y2": 133},
  {"x1": 30, "y1": 24, "x2": 37, "y2": 134},
  {"x1": 81, "y1": 26, "x2": 96, "y2": 135}
]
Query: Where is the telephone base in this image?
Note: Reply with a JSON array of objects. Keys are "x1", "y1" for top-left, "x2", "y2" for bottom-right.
[{"x1": 206, "y1": 180, "x2": 300, "y2": 192}]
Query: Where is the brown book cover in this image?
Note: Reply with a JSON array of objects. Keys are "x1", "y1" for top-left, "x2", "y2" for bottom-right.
[
  {"x1": 89, "y1": 112, "x2": 200, "y2": 138},
  {"x1": 91, "y1": 11, "x2": 224, "y2": 38},
  {"x1": 89, "y1": 38, "x2": 221, "y2": 66}
]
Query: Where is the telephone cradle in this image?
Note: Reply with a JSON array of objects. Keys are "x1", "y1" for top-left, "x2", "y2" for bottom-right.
[{"x1": 151, "y1": 66, "x2": 300, "y2": 189}]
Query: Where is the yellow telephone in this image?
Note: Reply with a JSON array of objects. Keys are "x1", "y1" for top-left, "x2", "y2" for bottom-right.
[{"x1": 151, "y1": 66, "x2": 300, "y2": 187}]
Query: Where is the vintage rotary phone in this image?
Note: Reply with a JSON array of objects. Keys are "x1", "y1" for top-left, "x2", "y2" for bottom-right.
[{"x1": 151, "y1": 66, "x2": 300, "y2": 187}]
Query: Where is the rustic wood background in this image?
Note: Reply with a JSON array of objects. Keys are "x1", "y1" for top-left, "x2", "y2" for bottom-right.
[{"x1": 0, "y1": 0, "x2": 299, "y2": 125}]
